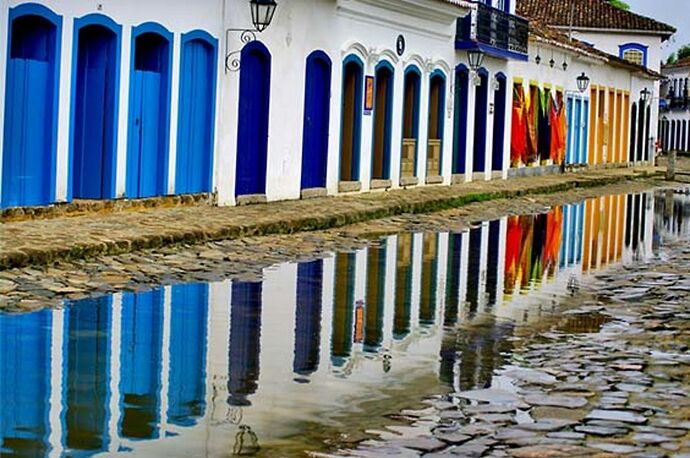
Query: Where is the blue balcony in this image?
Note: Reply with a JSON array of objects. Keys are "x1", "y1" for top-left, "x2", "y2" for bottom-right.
[{"x1": 456, "y1": 2, "x2": 529, "y2": 61}]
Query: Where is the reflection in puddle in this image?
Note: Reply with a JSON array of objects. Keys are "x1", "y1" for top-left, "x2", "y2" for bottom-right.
[{"x1": 1, "y1": 190, "x2": 688, "y2": 456}]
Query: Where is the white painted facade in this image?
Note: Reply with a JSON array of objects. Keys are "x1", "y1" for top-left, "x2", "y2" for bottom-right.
[
  {"x1": 0, "y1": 0, "x2": 666, "y2": 210},
  {"x1": 659, "y1": 63, "x2": 690, "y2": 152}
]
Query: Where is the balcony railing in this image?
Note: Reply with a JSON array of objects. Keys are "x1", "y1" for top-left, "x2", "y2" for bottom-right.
[{"x1": 456, "y1": 2, "x2": 529, "y2": 61}]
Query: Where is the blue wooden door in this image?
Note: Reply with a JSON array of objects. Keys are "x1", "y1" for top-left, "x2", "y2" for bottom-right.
[
  {"x1": 73, "y1": 27, "x2": 117, "y2": 199},
  {"x1": 491, "y1": 76, "x2": 506, "y2": 171},
  {"x1": 236, "y1": 43, "x2": 271, "y2": 197},
  {"x1": 472, "y1": 71, "x2": 489, "y2": 173},
  {"x1": 566, "y1": 96, "x2": 574, "y2": 164},
  {"x1": 128, "y1": 70, "x2": 163, "y2": 198},
  {"x1": 582, "y1": 100, "x2": 589, "y2": 164},
  {"x1": 301, "y1": 53, "x2": 331, "y2": 190},
  {"x1": 573, "y1": 99, "x2": 583, "y2": 163},
  {"x1": 3, "y1": 28, "x2": 55, "y2": 208},
  {"x1": 452, "y1": 68, "x2": 469, "y2": 174},
  {"x1": 176, "y1": 39, "x2": 215, "y2": 195}
]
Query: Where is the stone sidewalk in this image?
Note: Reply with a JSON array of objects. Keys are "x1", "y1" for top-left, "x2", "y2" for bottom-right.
[{"x1": 0, "y1": 166, "x2": 661, "y2": 270}]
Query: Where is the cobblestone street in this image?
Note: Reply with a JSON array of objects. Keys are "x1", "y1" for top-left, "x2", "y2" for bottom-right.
[
  {"x1": 0, "y1": 166, "x2": 661, "y2": 271},
  {"x1": 324, "y1": 220, "x2": 690, "y2": 458}
]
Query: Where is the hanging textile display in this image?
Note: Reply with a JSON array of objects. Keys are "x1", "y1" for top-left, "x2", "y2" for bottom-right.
[
  {"x1": 511, "y1": 83, "x2": 528, "y2": 167},
  {"x1": 538, "y1": 87, "x2": 551, "y2": 163},
  {"x1": 550, "y1": 91, "x2": 567, "y2": 165},
  {"x1": 526, "y1": 85, "x2": 539, "y2": 165}
]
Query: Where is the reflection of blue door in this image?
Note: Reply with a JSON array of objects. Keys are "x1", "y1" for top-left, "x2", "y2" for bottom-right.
[
  {"x1": 64, "y1": 296, "x2": 112, "y2": 453},
  {"x1": 126, "y1": 30, "x2": 171, "y2": 199},
  {"x1": 294, "y1": 260, "x2": 323, "y2": 376},
  {"x1": 2, "y1": 13, "x2": 59, "y2": 208},
  {"x1": 228, "y1": 281, "x2": 263, "y2": 406},
  {"x1": 73, "y1": 25, "x2": 118, "y2": 199},
  {"x1": 176, "y1": 35, "x2": 217, "y2": 195},
  {"x1": 0, "y1": 310, "x2": 52, "y2": 456},
  {"x1": 236, "y1": 42, "x2": 271, "y2": 197},
  {"x1": 168, "y1": 283, "x2": 208, "y2": 426},
  {"x1": 301, "y1": 52, "x2": 331, "y2": 190},
  {"x1": 120, "y1": 288, "x2": 164, "y2": 439}
]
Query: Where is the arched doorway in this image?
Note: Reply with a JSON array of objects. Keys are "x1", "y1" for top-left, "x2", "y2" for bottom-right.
[
  {"x1": 339, "y1": 56, "x2": 363, "y2": 183},
  {"x1": 2, "y1": 5, "x2": 61, "y2": 208},
  {"x1": 452, "y1": 65, "x2": 469, "y2": 175},
  {"x1": 491, "y1": 73, "x2": 507, "y2": 172},
  {"x1": 427, "y1": 71, "x2": 446, "y2": 179},
  {"x1": 126, "y1": 24, "x2": 173, "y2": 198},
  {"x1": 236, "y1": 41, "x2": 271, "y2": 197},
  {"x1": 176, "y1": 31, "x2": 218, "y2": 195},
  {"x1": 472, "y1": 68, "x2": 489, "y2": 174},
  {"x1": 300, "y1": 51, "x2": 332, "y2": 191},
  {"x1": 401, "y1": 66, "x2": 421, "y2": 182},
  {"x1": 371, "y1": 61, "x2": 394, "y2": 181},
  {"x1": 71, "y1": 15, "x2": 121, "y2": 200}
]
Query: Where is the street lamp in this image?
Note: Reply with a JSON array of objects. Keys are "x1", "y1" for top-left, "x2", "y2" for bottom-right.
[
  {"x1": 467, "y1": 49, "x2": 485, "y2": 72},
  {"x1": 640, "y1": 87, "x2": 651, "y2": 103},
  {"x1": 250, "y1": 0, "x2": 277, "y2": 32},
  {"x1": 225, "y1": 0, "x2": 279, "y2": 72},
  {"x1": 576, "y1": 72, "x2": 590, "y2": 93}
]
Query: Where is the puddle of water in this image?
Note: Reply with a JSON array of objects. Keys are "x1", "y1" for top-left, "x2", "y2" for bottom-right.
[{"x1": 1, "y1": 189, "x2": 689, "y2": 457}]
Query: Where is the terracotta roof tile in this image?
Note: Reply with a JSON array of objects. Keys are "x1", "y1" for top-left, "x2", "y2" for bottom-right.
[{"x1": 517, "y1": 0, "x2": 675, "y2": 35}]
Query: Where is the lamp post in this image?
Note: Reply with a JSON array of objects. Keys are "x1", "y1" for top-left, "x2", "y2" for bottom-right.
[
  {"x1": 576, "y1": 72, "x2": 590, "y2": 93},
  {"x1": 225, "y1": 0, "x2": 278, "y2": 72}
]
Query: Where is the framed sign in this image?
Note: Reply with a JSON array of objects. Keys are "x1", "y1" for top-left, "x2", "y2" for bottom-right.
[{"x1": 364, "y1": 75, "x2": 375, "y2": 114}]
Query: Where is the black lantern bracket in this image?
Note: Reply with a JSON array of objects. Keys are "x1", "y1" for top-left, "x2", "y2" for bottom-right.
[{"x1": 224, "y1": 0, "x2": 277, "y2": 73}]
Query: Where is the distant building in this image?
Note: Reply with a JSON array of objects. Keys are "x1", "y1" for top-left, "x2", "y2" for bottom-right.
[{"x1": 659, "y1": 57, "x2": 690, "y2": 152}]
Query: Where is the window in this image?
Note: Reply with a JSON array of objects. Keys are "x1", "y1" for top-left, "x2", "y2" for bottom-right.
[
  {"x1": 623, "y1": 49, "x2": 643, "y2": 66},
  {"x1": 619, "y1": 43, "x2": 648, "y2": 67}
]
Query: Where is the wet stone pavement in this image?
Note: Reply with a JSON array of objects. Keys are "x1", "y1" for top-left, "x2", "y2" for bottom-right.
[{"x1": 326, "y1": 202, "x2": 690, "y2": 457}]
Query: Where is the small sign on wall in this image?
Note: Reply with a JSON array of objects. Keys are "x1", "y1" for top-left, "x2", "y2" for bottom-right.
[{"x1": 364, "y1": 75, "x2": 374, "y2": 115}]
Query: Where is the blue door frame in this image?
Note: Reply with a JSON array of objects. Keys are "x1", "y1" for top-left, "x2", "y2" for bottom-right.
[
  {"x1": 473, "y1": 68, "x2": 489, "y2": 173},
  {"x1": 2, "y1": 3, "x2": 62, "y2": 209},
  {"x1": 491, "y1": 72, "x2": 506, "y2": 172},
  {"x1": 236, "y1": 41, "x2": 271, "y2": 197},
  {"x1": 176, "y1": 31, "x2": 218, "y2": 195},
  {"x1": 452, "y1": 65, "x2": 469, "y2": 174},
  {"x1": 300, "y1": 51, "x2": 332, "y2": 190},
  {"x1": 339, "y1": 55, "x2": 364, "y2": 182},
  {"x1": 126, "y1": 22, "x2": 172, "y2": 199},
  {"x1": 69, "y1": 14, "x2": 122, "y2": 201},
  {"x1": 371, "y1": 61, "x2": 394, "y2": 180}
]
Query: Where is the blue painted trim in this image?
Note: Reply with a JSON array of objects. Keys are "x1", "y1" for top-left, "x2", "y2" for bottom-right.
[
  {"x1": 429, "y1": 69, "x2": 446, "y2": 175},
  {"x1": 455, "y1": 40, "x2": 528, "y2": 62},
  {"x1": 339, "y1": 54, "x2": 364, "y2": 181},
  {"x1": 372, "y1": 60, "x2": 395, "y2": 180},
  {"x1": 126, "y1": 21, "x2": 173, "y2": 197},
  {"x1": 619, "y1": 42, "x2": 648, "y2": 67},
  {"x1": 177, "y1": 29, "x2": 218, "y2": 194},
  {"x1": 3, "y1": 3, "x2": 62, "y2": 207},
  {"x1": 67, "y1": 13, "x2": 122, "y2": 201},
  {"x1": 401, "y1": 65, "x2": 422, "y2": 176}
]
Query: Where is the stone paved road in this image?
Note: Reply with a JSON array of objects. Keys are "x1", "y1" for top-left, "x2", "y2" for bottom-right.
[
  {"x1": 0, "y1": 166, "x2": 660, "y2": 270},
  {"x1": 322, "y1": 230, "x2": 690, "y2": 458}
]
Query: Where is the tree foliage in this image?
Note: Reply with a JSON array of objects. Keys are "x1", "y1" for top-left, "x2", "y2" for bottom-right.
[
  {"x1": 678, "y1": 45, "x2": 690, "y2": 60},
  {"x1": 609, "y1": 0, "x2": 631, "y2": 10}
]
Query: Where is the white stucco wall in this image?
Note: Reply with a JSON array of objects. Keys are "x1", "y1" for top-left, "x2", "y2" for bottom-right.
[{"x1": 565, "y1": 30, "x2": 664, "y2": 72}]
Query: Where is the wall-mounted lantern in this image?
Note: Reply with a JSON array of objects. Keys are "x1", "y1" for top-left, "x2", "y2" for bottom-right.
[
  {"x1": 562, "y1": 61, "x2": 568, "y2": 71},
  {"x1": 640, "y1": 87, "x2": 651, "y2": 103},
  {"x1": 467, "y1": 49, "x2": 485, "y2": 72},
  {"x1": 225, "y1": 0, "x2": 278, "y2": 72},
  {"x1": 576, "y1": 72, "x2": 590, "y2": 93}
]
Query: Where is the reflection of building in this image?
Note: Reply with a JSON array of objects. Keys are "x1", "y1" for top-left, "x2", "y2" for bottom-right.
[{"x1": 0, "y1": 193, "x2": 660, "y2": 455}]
